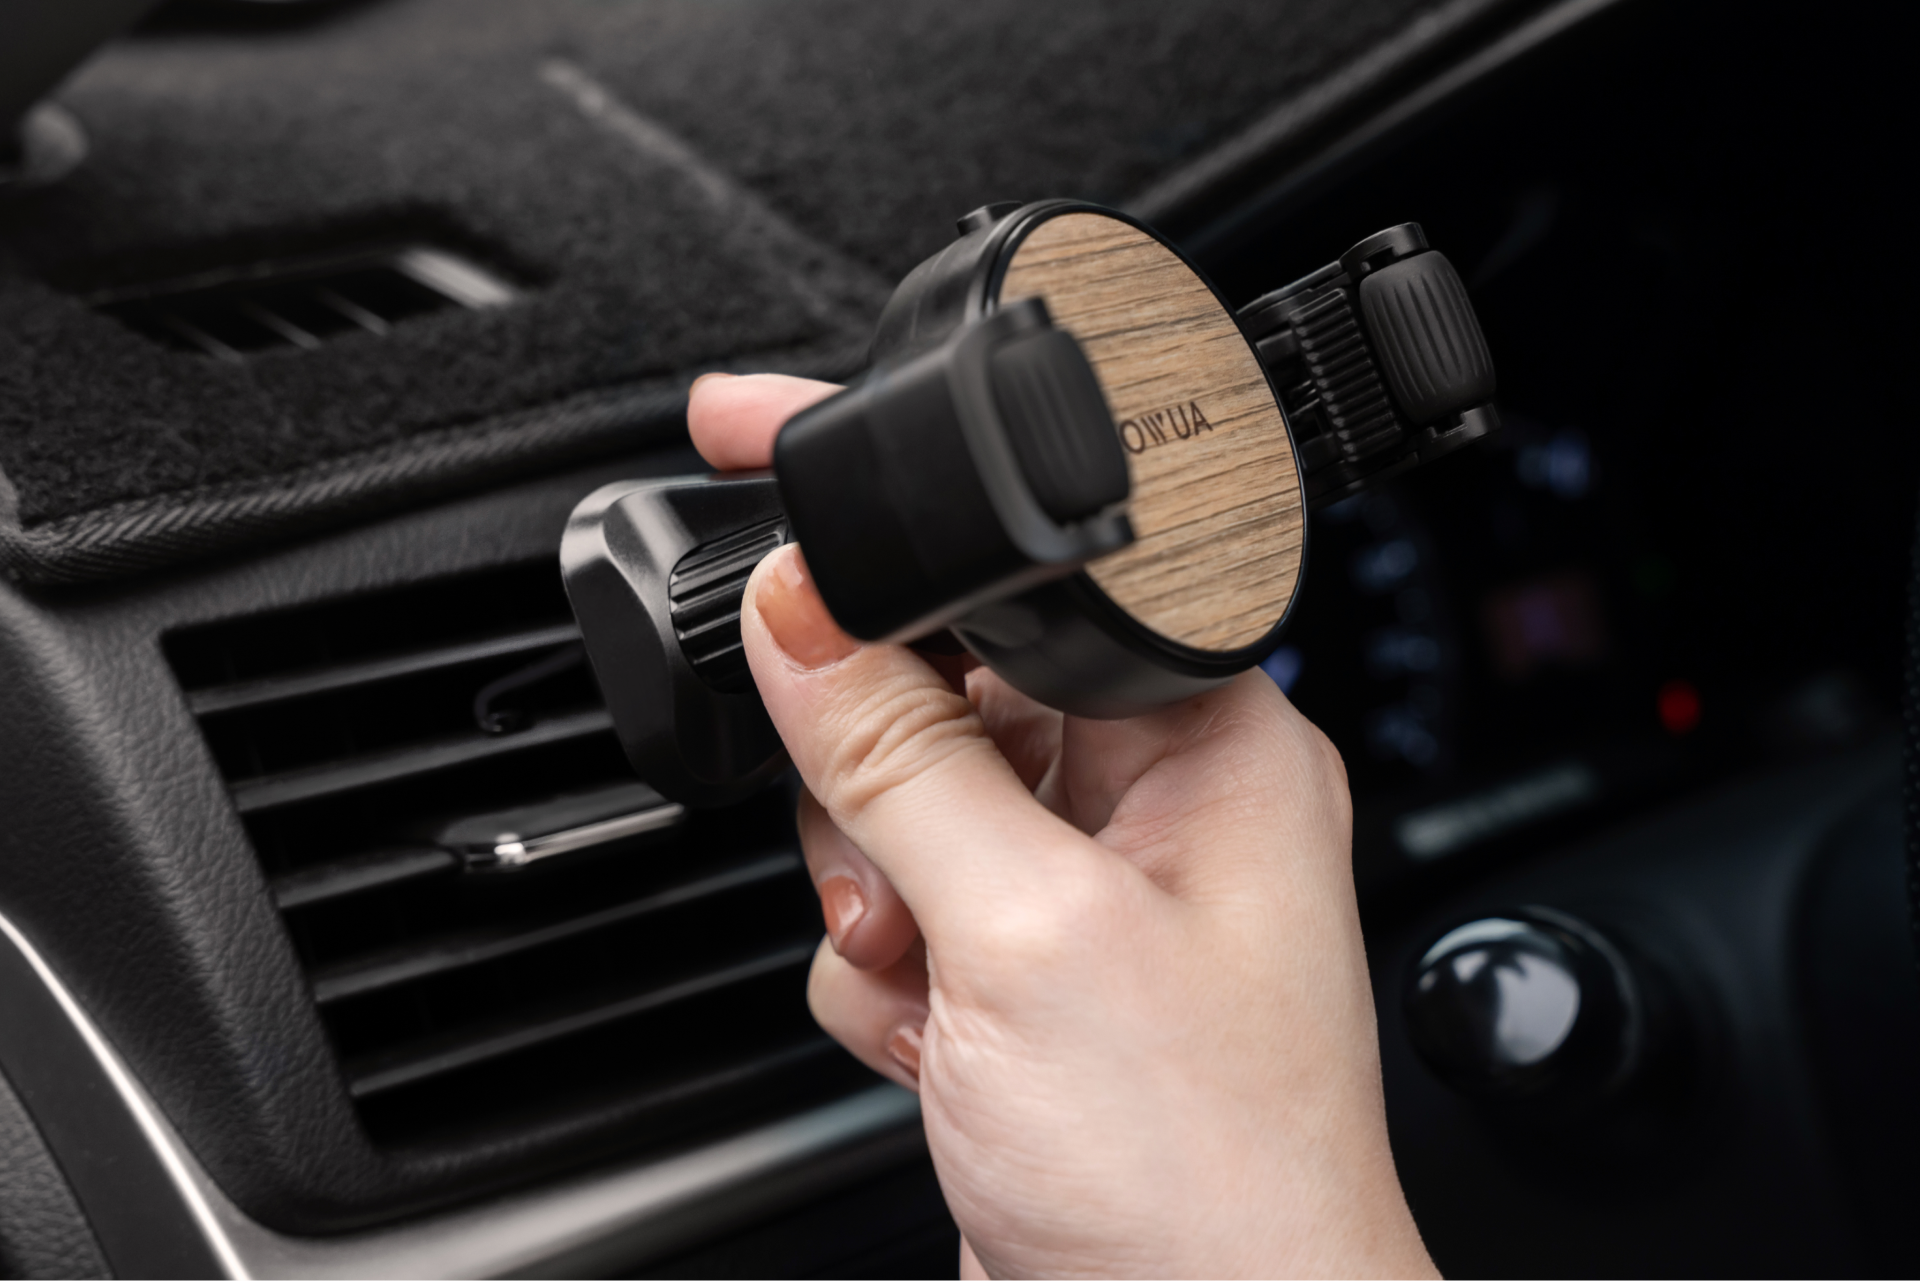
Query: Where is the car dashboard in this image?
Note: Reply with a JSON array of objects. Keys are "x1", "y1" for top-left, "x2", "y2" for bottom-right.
[{"x1": 0, "y1": 0, "x2": 1916, "y2": 1277}]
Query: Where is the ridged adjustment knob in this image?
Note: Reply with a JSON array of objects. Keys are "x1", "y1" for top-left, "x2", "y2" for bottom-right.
[
  {"x1": 668, "y1": 518, "x2": 789, "y2": 693},
  {"x1": 1359, "y1": 251, "x2": 1496, "y2": 426}
]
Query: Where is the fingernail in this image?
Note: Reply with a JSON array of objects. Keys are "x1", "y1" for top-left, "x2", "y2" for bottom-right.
[
  {"x1": 818, "y1": 876, "x2": 866, "y2": 949},
  {"x1": 752, "y1": 546, "x2": 859, "y2": 669},
  {"x1": 886, "y1": 1023, "x2": 923, "y2": 1081},
  {"x1": 689, "y1": 370, "x2": 734, "y2": 392}
]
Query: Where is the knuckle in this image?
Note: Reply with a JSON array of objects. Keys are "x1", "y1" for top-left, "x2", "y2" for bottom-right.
[
  {"x1": 1267, "y1": 689, "x2": 1349, "y2": 789},
  {"x1": 805, "y1": 938, "x2": 880, "y2": 1050},
  {"x1": 1302, "y1": 727, "x2": 1354, "y2": 833},
  {"x1": 804, "y1": 937, "x2": 844, "y2": 1026},
  {"x1": 1309, "y1": 722, "x2": 1350, "y2": 792},
  {"x1": 820, "y1": 676, "x2": 990, "y2": 823},
  {"x1": 1256, "y1": 694, "x2": 1354, "y2": 834}
]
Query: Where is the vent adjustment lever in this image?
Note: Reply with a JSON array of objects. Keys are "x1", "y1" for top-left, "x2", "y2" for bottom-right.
[{"x1": 433, "y1": 780, "x2": 688, "y2": 872}]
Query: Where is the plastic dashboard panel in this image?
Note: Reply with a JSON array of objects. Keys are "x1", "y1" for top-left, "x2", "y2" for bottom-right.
[
  {"x1": 0, "y1": 901, "x2": 923, "y2": 1277},
  {"x1": 1372, "y1": 741, "x2": 1920, "y2": 1276},
  {"x1": 0, "y1": 452, "x2": 926, "y2": 1256}
]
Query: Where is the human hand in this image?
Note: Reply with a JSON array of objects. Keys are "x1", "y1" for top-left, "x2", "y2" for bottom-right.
[{"x1": 687, "y1": 372, "x2": 1435, "y2": 1279}]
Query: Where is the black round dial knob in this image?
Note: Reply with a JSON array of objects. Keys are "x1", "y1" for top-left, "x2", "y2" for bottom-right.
[{"x1": 1404, "y1": 906, "x2": 1647, "y2": 1110}]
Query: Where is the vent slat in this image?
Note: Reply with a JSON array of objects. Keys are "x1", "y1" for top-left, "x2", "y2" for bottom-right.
[
  {"x1": 345, "y1": 942, "x2": 819, "y2": 1099},
  {"x1": 310, "y1": 851, "x2": 805, "y2": 1004},
  {"x1": 313, "y1": 286, "x2": 392, "y2": 335},
  {"x1": 188, "y1": 622, "x2": 582, "y2": 715},
  {"x1": 167, "y1": 558, "x2": 857, "y2": 1154},
  {"x1": 92, "y1": 242, "x2": 518, "y2": 360},
  {"x1": 272, "y1": 845, "x2": 459, "y2": 911},
  {"x1": 570, "y1": 1034, "x2": 844, "y2": 1116},
  {"x1": 230, "y1": 708, "x2": 614, "y2": 814}
]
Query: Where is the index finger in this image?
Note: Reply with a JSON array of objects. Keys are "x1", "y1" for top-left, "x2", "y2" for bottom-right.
[
  {"x1": 686, "y1": 373, "x2": 843, "y2": 471},
  {"x1": 739, "y1": 546, "x2": 1105, "y2": 942}
]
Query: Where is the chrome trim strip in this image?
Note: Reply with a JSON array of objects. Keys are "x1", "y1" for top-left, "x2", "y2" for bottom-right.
[
  {"x1": 0, "y1": 907, "x2": 923, "y2": 1278},
  {"x1": 219, "y1": 1088, "x2": 924, "y2": 1280}
]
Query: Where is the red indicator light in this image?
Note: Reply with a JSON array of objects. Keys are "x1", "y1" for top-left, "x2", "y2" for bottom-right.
[{"x1": 1657, "y1": 679, "x2": 1701, "y2": 735}]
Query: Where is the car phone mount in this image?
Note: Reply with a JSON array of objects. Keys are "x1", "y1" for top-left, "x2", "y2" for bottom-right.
[{"x1": 562, "y1": 200, "x2": 1498, "y2": 806}]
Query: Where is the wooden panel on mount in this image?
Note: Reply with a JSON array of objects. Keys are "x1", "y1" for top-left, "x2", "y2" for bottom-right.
[{"x1": 997, "y1": 212, "x2": 1304, "y2": 653}]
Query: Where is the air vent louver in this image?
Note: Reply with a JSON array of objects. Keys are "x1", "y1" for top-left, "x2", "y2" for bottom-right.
[
  {"x1": 165, "y1": 562, "x2": 861, "y2": 1154},
  {"x1": 90, "y1": 244, "x2": 516, "y2": 363}
]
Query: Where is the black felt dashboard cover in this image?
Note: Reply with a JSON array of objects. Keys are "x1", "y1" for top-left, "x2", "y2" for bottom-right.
[{"x1": 0, "y1": 0, "x2": 1461, "y2": 583}]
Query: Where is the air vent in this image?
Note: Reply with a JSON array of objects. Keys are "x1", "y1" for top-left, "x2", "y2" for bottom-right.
[
  {"x1": 165, "y1": 562, "x2": 861, "y2": 1153},
  {"x1": 89, "y1": 244, "x2": 516, "y2": 363}
]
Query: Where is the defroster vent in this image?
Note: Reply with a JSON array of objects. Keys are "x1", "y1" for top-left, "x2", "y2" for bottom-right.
[
  {"x1": 90, "y1": 244, "x2": 517, "y2": 363},
  {"x1": 165, "y1": 562, "x2": 861, "y2": 1153}
]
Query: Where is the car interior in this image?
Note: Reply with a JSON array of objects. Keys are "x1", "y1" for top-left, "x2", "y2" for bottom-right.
[{"x1": 0, "y1": 0, "x2": 1915, "y2": 1276}]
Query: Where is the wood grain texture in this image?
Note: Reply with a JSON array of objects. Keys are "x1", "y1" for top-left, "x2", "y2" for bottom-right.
[{"x1": 999, "y1": 212, "x2": 1303, "y2": 652}]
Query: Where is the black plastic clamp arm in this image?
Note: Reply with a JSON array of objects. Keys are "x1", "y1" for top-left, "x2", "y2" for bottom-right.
[
  {"x1": 563, "y1": 297, "x2": 1132, "y2": 805},
  {"x1": 777, "y1": 296, "x2": 1132, "y2": 643},
  {"x1": 1237, "y1": 223, "x2": 1499, "y2": 510}
]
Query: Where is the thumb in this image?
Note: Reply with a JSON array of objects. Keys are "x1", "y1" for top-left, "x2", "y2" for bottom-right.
[{"x1": 740, "y1": 545, "x2": 1093, "y2": 938}]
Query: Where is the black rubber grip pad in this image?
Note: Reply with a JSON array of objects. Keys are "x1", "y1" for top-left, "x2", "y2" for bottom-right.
[
  {"x1": 990, "y1": 328, "x2": 1130, "y2": 523},
  {"x1": 1359, "y1": 251, "x2": 1497, "y2": 425}
]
